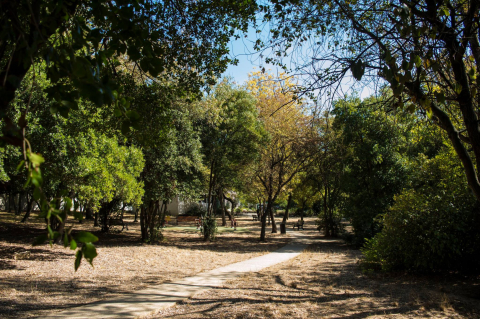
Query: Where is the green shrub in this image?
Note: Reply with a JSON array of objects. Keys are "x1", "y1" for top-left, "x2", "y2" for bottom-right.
[
  {"x1": 184, "y1": 202, "x2": 206, "y2": 216},
  {"x1": 201, "y1": 214, "x2": 218, "y2": 241},
  {"x1": 362, "y1": 150, "x2": 480, "y2": 273},
  {"x1": 313, "y1": 201, "x2": 344, "y2": 237}
]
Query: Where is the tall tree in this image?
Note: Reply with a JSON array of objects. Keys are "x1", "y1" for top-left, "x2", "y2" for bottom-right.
[
  {"x1": 197, "y1": 81, "x2": 266, "y2": 225},
  {"x1": 1, "y1": 0, "x2": 257, "y2": 264},
  {"x1": 306, "y1": 115, "x2": 346, "y2": 237},
  {"x1": 332, "y1": 97, "x2": 408, "y2": 243},
  {"x1": 259, "y1": 0, "x2": 480, "y2": 202},
  {"x1": 247, "y1": 71, "x2": 316, "y2": 241}
]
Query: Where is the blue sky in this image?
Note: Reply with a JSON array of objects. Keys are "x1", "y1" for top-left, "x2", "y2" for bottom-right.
[
  {"x1": 223, "y1": 29, "x2": 265, "y2": 85},
  {"x1": 223, "y1": 29, "x2": 373, "y2": 100}
]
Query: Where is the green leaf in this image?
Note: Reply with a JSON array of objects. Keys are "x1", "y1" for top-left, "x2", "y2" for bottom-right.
[
  {"x1": 351, "y1": 60, "x2": 365, "y2": 81},
  {"x1": 126, "y1": 110, "x2": 140, "y2": 121},
  {"x1": 82, "y1": 243, "x2": 97, "y2": 265},
  {"x1": 75, "y1": 231, "x2": 99, "y2": 243},
  {"x1": 47, "y1": 225, "x2": 54, "y2": 239},
  {"x1": 32, "y1": 234, "x2": 48, "y2": 246},
  {"x1": 70, "y1": 239, "x2": 77, "y2": 250},
  {"x1": 75, "y1": 250, "x2": 83, "y2": 271},
  {"x1": 63, "y1": 197, "x2": 72, "y2": 213},
  {"x1": 16, "y1": 161, "x2": 25, "y2": 171},
  {"x1": 31, "y1": 169, "x2": 43, "y2": 187},
  {"x1": 407, "y1": 104, "x2": 415, "y2": 113},
  {"x1": 64, "y1": 232, "x2": 69, "y2": 248},
  {"x1": 393, "y1": 85, "x2": 404, "y2": 96},
  {"x1": 121, "y1": 121, "x2": 131, "y2": 134},
  {"x1": 140, "y1": 58, "x2": 149, "y2": 72},
  {"x1": 413, "y1": 55, "x2": 422, "y2": 67},
  {"x1": 33, "y1": 187, "x2": 41, "y2": 201},
  {"x1": 74, "y1": 211, "x2": 83, "y2": 221},
  {"x1": 426, "y1": 106, "x2": 433, "y2": 118},
  {"x1": 468, "y1": 68, "x2": 476, "y2": 80},
  {"x1": 455, "y1": 83, "x2": 463, "y2": 95},
  {"x1": 61, "y1": 100, "x2": 78, "y2": 110},
  {"x1": 435, "y1": 91, "x2": 445, "y2": 104},
  {"x1": 27, "y1": 153, "x2": 45, "y2": 166}
]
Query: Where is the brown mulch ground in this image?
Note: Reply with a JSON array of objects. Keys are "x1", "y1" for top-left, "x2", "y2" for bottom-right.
[
  {"x1": 0, "y1": 211, "x2": 291, "y2": 318},
  {"x1": 151, "y1": 239, "x2": 480, "y2": 319}
]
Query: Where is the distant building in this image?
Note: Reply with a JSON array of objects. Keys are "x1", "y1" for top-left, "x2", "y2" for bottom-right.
[{"x1": 165, "y1": 196, "x2": 186, "y2": 216}]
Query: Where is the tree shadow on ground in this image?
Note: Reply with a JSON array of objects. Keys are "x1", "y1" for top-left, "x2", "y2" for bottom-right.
[
  {"x1": 0, "y1": 275, "x2": 152, "y2": 319},
  {"x1": 153, "y1": 237, "x2": 480, "y2": 319},
  {"x1": 0, "y1": 212, "x2": 295, "y2": 254}
]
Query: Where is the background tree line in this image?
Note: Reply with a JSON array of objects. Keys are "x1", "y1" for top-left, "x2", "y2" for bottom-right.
[{"x1": 2, "y1": 0, "x2": 480, "y2": 274}]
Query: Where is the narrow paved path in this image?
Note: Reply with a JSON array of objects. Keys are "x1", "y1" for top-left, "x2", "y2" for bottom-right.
[{"x1": 40, "y1": 233, "x2": 312, "y2": 319}]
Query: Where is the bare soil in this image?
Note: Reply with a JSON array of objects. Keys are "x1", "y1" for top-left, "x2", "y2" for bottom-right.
[
  {"x1": 150, "y1": 239, "x2": 480, "y2": 319},
  {"x1": 0, "y1": 211, "x2": 290, "y2": 318},
  {"x1": 2, "y1": 212, "x2": 480, "y2": 319}
]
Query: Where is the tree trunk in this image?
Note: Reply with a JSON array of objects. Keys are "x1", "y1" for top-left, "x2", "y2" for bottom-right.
[
  {"x1": 11, "y1": 193, "x2": 17, "y2": 214},
  {"x1": 15, "y1": 192, "x2": 24, "y2": 216},
  {"x1": 260, "y1": 198, "x2": 273, "y2": 241},
  {"x1": 21, "y1": 194, "x2": 34, "y2": 223},
  {"x1": 282, "y1": 193, "x2": 292, "y2": 224},
  {"x1": 323, "y1": 185, "x2": 330, "y2": 237},
  {"x1": 54, "y1": 211, "x2": 68, "y2": 244},
  {"x1": 210, "y1": 194, "x2": 217, "y2": 216},
  {"x1": 223, "y1": 194, "x2": 235, "y2": 220},
  {"x1": 99, "y1": 204, "x2": 109, "y2": 232},
  {"x1": 207, "y1": 161, "x2": 215, "y2": 215},
  {"x1": 148, "y1": 200, "x2": 158, "y2": 240},
  {"x1": 76, "y1": 199, "x2": 83, "y2": 224},
  {"x1": 54, "y1": 190, "x2": 74, "y2": 244},
  {"x1": 5, "y1": 193, "x2": 11, "y2": 212},
  {"x1": 134, "y1": 205, "x2": 139, "y2": 222},
  {"x1": 140, "y1": 205, "x2": 147, "y2": 241},
  {"x1": 141, "y1": 200, "x2": 162, "y2": 243},
  {"x1": 270, "y1": 205, "x2": 277, "y2": 233},
  {"x1": 85, "y1": 205, "x2": 94, "y2": 220},
  {"x1": 159, "y1": 201, "x2": 168, "y2": 227},
  {"x1": 219, "y1": 189, "x2": 227, "y2": 226}
]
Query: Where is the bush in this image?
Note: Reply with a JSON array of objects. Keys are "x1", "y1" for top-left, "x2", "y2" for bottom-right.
[
  {"x1": 201, "y1": 214, "x2": 218, "y2": 241},
  {"x1": 313, "y1": 201, "x2": 344, "y2": 237},
  {"x1": 362, "y1": 150, "x2": 480, "y2": 273},
  {"x1": 184, "y1": 202, "x2": 206, "y2": 216}
]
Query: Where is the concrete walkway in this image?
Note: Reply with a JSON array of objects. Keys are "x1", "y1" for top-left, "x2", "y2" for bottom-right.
[{"x1": 40, "y1": 233, "x2": 312, "y2": 319}]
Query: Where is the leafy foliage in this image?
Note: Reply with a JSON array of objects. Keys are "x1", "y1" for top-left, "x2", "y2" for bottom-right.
[
  {"x1": 246, "y1": 71, "x2": 317, "y2": 240},
  {"x1": 184, "y1": 202, "x2": 207, "y2": 217},
  {"x1": 197, "y1": 80, "x2": 266, "y2": 223},
  {"x1": 362, "y1": 147, "x2": 480, "y2": 273},
  {"x1": 259, "y1": 0, "x2": 480, "y2": 203},
  {"x1": 201, "y1": 213, "x2": 218, "y2": 241},
  {"x1": 333, "y1": 97, "x2": 407, "y2": 245}
]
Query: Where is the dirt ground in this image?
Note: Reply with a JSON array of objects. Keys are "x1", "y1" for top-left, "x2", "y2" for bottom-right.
[
  {"x1": 0, "y1": 211, "x2": 290, "y2": 318},
  {"x1": 150, "y1": 240, "x2": 480, "y2": 319},
  {"x1": 1, "y1": 212, "x2": 480, "y2": 319}
]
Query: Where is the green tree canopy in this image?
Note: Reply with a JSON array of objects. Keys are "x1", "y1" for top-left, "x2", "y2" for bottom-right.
[{"x1": 259, "y1": 0, "x2": 480, "y2": 202}]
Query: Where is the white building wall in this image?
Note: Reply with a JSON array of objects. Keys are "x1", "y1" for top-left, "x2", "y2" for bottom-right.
[{"x1": 166, "y1": 196, "x2": 180, "y2": 216}]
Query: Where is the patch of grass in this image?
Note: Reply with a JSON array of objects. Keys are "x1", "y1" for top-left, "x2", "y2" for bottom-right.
[{"x1": 165, "y1": 226, "x2": 250, "y2": 233}]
